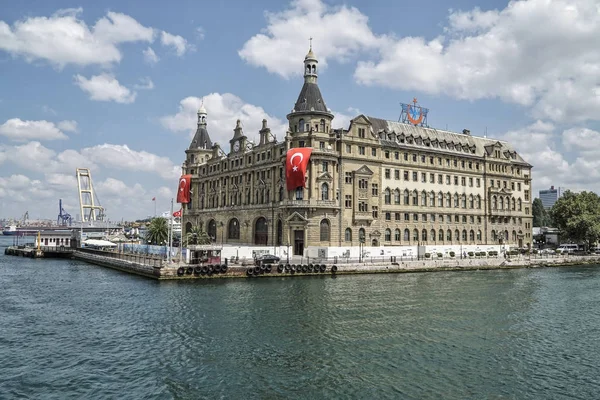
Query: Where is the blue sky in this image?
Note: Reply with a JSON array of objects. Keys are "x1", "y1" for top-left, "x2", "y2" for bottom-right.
[{"x1": 1, "y1": 0, "x2": 599, "y2": 221}]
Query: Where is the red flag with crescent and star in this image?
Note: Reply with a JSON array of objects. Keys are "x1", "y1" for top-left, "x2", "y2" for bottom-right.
[
  {"x1": 177, "y1": 175, "x2": 192, "y2": 203},
  {"x1": 173, "y1": 209, "x2": 182, "y2": 217},
  {"x1": 286, "y1": 148, "x2": 312, "y2": 191}
]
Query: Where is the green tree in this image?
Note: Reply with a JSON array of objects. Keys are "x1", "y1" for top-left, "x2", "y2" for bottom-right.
[
  {"x1": 532, "y1": 198, "x2": 551, "y2": 227},
  {"x1": 183, "y1": 225, "x2": 211, "y2": 246},
  {"x1": 146, "y1": 217, "x2": 168, "y2": 245},
  {"x1": 549, "y1": 190, "x2": 600, "y2": 249}
]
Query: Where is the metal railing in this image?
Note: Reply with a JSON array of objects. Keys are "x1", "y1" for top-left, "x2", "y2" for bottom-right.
[{"x1": 77, "y1": 247, "x2": 163, "y2": 268}]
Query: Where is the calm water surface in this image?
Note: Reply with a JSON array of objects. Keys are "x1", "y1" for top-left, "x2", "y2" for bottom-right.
[{"x1": 1, "y1": 237, "x2": 599, "y2": 399}]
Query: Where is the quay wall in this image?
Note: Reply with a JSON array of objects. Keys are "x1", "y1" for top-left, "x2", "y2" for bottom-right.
[{"x1": 73, "y1": 250, "x2": 161, "y2": 279}]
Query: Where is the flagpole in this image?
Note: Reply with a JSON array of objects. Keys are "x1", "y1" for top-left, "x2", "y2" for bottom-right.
[
  {"x1": 154, "y1": 198, "x2": 156, "y2": 217},
  {"x1": 168, "y1": 198, "x2": 173, "y2": 264}
]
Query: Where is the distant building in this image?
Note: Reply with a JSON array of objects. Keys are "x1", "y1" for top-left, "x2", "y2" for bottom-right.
[{"x1": 539, "y1": 186, "x2": 564, "y2": 209}]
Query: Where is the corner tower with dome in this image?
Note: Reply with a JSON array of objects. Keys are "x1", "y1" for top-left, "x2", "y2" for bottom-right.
[{"x1": 180, "y1": 44, "x2": 533, "y2": 261}]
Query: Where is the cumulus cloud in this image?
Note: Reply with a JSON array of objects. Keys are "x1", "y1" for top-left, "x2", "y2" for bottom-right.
[
  {"x1": 0, "y1": 8, "x2": 187, "y2": 68},
  {"x1": 143, "y1": 46, "x2": 159, "y2": 64},
  {"x1": 133, "y1": 77, "x2": 154, "y2": 90},
  {"x1": 57, "y1": 120, "x2": 78, "y2": 132},
  {"x1": 239, "y1": 0, "x2": 382, "y2": 79},
  {"x1": 0, "y1": 118, "x2": 69, "y2": 141},
  {"x1": 160, "y1": 93, "x2": 288, "y2": 150},
  {"x1": 160, "y1": 31, "x2": 189, "y2": 56},
  {"x1": 74, "y1": 73, "x2": 137, "y2": 103}
]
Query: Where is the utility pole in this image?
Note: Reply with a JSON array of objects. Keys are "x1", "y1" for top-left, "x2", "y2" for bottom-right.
[{"x1": 168, "y1": 198, "x2": 173, "y2": 263}]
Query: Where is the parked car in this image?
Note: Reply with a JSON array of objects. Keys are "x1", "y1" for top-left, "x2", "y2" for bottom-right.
[
  {"x1": 255, "y1": 254, "x2": 280, "y2": 266},
  {"x1": 556, "y1": 244, "x2": 578, "y2": 254}
]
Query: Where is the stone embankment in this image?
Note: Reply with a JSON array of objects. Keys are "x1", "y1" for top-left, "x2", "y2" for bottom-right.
[{"x1": 72, "y1": 249, "x2": 600, "y2": 280}]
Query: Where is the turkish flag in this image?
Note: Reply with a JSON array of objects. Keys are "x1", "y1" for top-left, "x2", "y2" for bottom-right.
[
  {"x1": 286, "y1": 148, "x2": 312, "y2": 191},
  {"x1": 173, "y1": 209, "x2": 182, "y2": 217},
  {"x1": 177, "y1": 175, "x2": 192, "y2": 203}
]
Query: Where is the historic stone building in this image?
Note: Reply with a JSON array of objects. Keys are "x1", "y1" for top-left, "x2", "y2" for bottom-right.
[{"x1": 181, "y1": 46, "x2": 533, "y2": 255}]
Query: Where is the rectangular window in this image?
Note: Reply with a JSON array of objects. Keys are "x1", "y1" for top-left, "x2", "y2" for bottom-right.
[
  {"x1": 372, "y1": 183, "x2": 379, "y2": 196},
  {"x1": 345, "y1": 195, "x2": 352, "y2": 208},
  {"x1": 431, "y1": 214, "x2": 436, "y2": 222},
  {"x1": 299, "y1": 141, "x2": 305, "y2": 147},
  {"x1": 461, "y1": 177, "x2": 466, "y2": 186},
  {"x1": 319, "y1": 141, "x2": 325, "y2": 149},
  {"x1": 385, "y1": 169, "x2": 391, "y2": 179},
  {"x1": 346, "y1": 144, "x2": 351, "y2": 153},
  {"x1": 454, "y1": 176, "x2": 459, "y2": 185},
  {"x1": 469, "y1": 177, "x2": 473, "y2": 187},
  {"x1": 412, "y1": 172, "x2": 418, "y2": 181},
  {"x1": 404, "y1": 213, "x2": 410, "y2": 221},
  {"x1": 421, "y1": 155, "x2": 426, "y2": 163},
  {"x1": 385, "y1": 212, "x2": 391, "y2": 221},
  {"x1": 372, "y1": 206, "x2": 378, "y2": 219},
  {"x1": 476, "y1": 178, "x2": 481, "y2": 187},
  {"x1": 438, "y1": 175, "x2": 443, "y2": 184},
  {"x1": 345, "y1": 172, "x2": 352, "y2": 184},
  {"x1": 371, "y1": 148, "x2": 377, "y2": 157},
  {"x1": 385, "y1": 151, "x2": 390, "y2": 159},
  {"x1": 524, "y1": 190, "x2": 530, "y2": 201},
  {"x1": 404, "y1": 171, "x2": 409, "y2": 181},
  {"x1": 322, "y1": 161, "x2": 328, "y2": 172},
  {"x1": 395, "y1": 170, "x2": 400, "y2": 180},
  {"x1": 518, "y1": 183, "x2": 521, "y2": 191},
  {"x1": 395, "y1": 212, "x2": 401, "y2": 221},
  {"x1": 404, "y1": 153, "x2": 409, "y2": 161},
  {"x1": 491, "y1": 179, "x2": 494, "y2": 187},
  {"x1": 422, "y1": 214, "x2": 428, "y2": 222},
  {"x1": 359, "y1": 146, "x2": 365, "y2": 155},
  {"x1": 413, "y1": 213, "x2": 419, "y2": 221},
  {"x1": 430, "y1": 173, "x2": 435, "y2": 183},
  {"x1": 446, "y1": 175, "x2": 451, "y2": 185},
  {"x1": 421, "y1": 172, "x2": 426, "y2": 183},
  {"x1": 358, "y1": 128, "x2": 366, "y2": 138},
  {"x1": 412, "y1": 154, "x2": 417, "y2": 162}
]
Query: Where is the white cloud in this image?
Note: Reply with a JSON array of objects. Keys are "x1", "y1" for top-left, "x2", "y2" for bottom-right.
[
  {"x1": 160, "y1": 31, "x2": 189, "y2": 56},
  {"x1": 0, "y1": 118, "x2": 68, "y2": 141},
  {"x1": 143, "y1": 46, "x2": 159, "y2": 64},
  {"x1": 354, "y1": 0, "x2": 600, "y2": 123},
  {"x1": 133, "y1": 77, "x2": 154, "y2": 90},
  {"x1": 332, "y1": 107, "x2": 361, "y2": 130},
  {"x1": 57, "y1": 120, "x2": 78, "y2": 132},
  {"x1": 74, "y1": 73, "x2": 136, "y2": 103},
  {"x1": 160, "y1": 93, "x2": 288, "y2": 150},
  {"x1": 0, "y1": 9, "x2": 187, "y2": 68},
  {"x1": 42, "y1": 105, "x2": 57, "y2": 115},
  {"x1": 238, "y1": 0, "x2": 382, "y2": 79},
  {"x1": 196, "y1": 27, "x2": 205, "y2": 41}
]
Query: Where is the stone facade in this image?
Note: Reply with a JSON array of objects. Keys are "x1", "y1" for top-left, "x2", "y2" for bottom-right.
[{"x1": 181, "y1": 46, "x2": 533, "y2": 256}]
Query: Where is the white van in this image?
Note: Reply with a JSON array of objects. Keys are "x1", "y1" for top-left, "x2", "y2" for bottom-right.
[{"x1": 556, "y1": 244, "x2": 578, "y2": 254}]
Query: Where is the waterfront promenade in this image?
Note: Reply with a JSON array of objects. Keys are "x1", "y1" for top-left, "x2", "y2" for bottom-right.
[{"x1": 73, "y1": 247, "x2": 600, "y2": 280}]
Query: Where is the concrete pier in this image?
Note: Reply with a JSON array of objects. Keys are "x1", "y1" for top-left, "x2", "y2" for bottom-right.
[{"x1": 5, "y1": 245, "x2": 72, "y2": 258}]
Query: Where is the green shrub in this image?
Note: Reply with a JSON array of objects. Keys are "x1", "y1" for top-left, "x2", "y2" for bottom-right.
[
  {"x1": 424, "y1": 253, "x2": 431, "y2": 258},
  {"x1": 449, "y1": 251, "x2": 456, "y2": 257},
  {"x1": 468, "y1": 251, "x2": 474, "y2": 257},
  {"x1": 437, "y1": 252, "x2": 443, "y2": 258}
]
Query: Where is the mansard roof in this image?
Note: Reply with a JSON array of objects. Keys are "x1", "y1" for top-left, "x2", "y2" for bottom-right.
[
  {"x1": 366, "y1": 116, "x2": 531, "y2": 166},
  {"x1": 292, "y1": 82, "x2": 330, "y2": 114},
  {"x1": 189, "y1": 126, "x2": 212, "y2": 150}
]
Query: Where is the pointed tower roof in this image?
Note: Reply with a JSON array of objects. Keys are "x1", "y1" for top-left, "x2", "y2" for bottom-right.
[
  {"x1": 290, "y1": 41, "x2": 332, "y2": 116},
  {"x1": 189, "y1": 105, "x2": 212, "y2": 150}
]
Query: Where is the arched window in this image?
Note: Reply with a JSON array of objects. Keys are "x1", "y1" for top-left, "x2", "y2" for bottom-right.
[
  {"x1": 477, "y1": 195, "x2": 482, "y2": 209},
  {"x1": 208, "y1": 219, "x2": 217, "y2": 242},
  {"x1": 227, "y1": 218, "x2": 240, "y2": 239},
  {"x1": 439, "y1": 229, "x2": 444, "y2": 241},
  {"x1": 320, "y1": 219, "x2": 330, "y2": 241},
  {"x1": 447, "y1": 229, "x2": 452, "y2": 241},
  {"x1": 461, "y1": 194, "x2": 466, "y2": 208},
  {"x1": 299, "y1": 118, "x2": 305, "y2": 132},
  {"x1": 511, "y1": 198, "x2": 516, "y2": 210},
  {"x1": 321, "y1": 183, "x2": 329, "y2": 201},
  {"x1": 320, "y1": 119, "x2": 325, "y2": 132},
  {"x1": 421, "y1": 191, "x2": 427, "y2": 206},
  {"x1": 491, "y1": 230, "x2": 497, "y2": 242},
  {"x1": 359, "y1": 228, "x2": 366, "y2": 243},
  {"x1": 185, "y1": 222, "x2": 192, "y2": 235},
  {"x1": 277, "y1": 220, "x2": 283, "y2": 245},
  {"x1": 499, "y1": 197, "x2": 504, "y2": 210},
  {"x1": 518, "y1": 198, "x2": 522, "y2": 211},
  {"x1": 477, "y1": 230, "x2": 482, "y2": 241},
  {"x1": 512, "y1": 230, "x2": 517, "y2": 242},
  {"x1": 412, "y1": 190, "x2": 418, "y2": 205},
  {"x1": 404, "y1": 229, "x2": 410, "y2": 241},
  {"x1": 422, "y1": 229, "x2": 428, "y2": 241},
  {"x1": 395, "y1": 229, "x2": 401, "y2": 241},
  {"x1": 372, "y1": 239, "x2": 378, "y2": 247},
  {"x1": 504, "y1": 230, "x2": 509, "y2": 243},
  {"x1": 492, "y1": 196, "x2": 498, "y2": 210},
  {"x1": 394, "y1": 189, "x2": 400, "y2": 204},
  {"x1": 454, "y1": 193, "x2": 459, "y2": 208},
  {"x1": 312, "y1": 64, "x2": 316, "y2": 74},
  {"x1": 279, "y1": 187, "x2": 284, "y2": 201},
  {"x1": 462, "y1": 229, "x2": 467, "y2": 241},
  {"x1": 506, "y1": 197, "x2": 510, "y2": 210},
  {"x1": 413, "y1": 229, "x2": 419, "y2": 241},
  {"x1": 469, "y1": 230, "x2": 475, "y2": 242},
  {"x1": 384, "y1": 188, "x2": 391, "y2": 204},
  {"x1": 254, "y1": 217, "x2": 268, "y2": 245},
  {"x1": 446, "y1": 192, "x2": 451, "y2": 208},
  {"x1": 345, "y1": 228, "x2": 352, "y2": 242},
  {"x1": 385, "y1": 229, "x2": 391, "y2": 241},
  {"x1": 438, "y1": 192, "x2": 443, "y2": 207},
  {"x1": 469, "y1": 195, "x2": 474, "y2": 209},
  {"x1": 455, "y1": 229, "x2": 460, "y2": 242},
  {"x1": 404, "y1": 190, "x2": 410, "y2": 205},
  {"x1": 430, "y1": 191, "x2": 435, "y2": 207}
]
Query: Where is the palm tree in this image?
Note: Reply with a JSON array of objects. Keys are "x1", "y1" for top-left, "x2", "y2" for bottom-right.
[
  {"x1": 146, "y1": 217, "x2": 168, "y2": 245},
  {"x1": 183, "y1": 225, "x2": 211, "y2": 246}
]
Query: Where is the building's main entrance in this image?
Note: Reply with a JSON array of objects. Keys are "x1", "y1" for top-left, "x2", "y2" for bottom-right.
[{"x1": 294, "y1": 230, "x2": 304, "y2": 256}]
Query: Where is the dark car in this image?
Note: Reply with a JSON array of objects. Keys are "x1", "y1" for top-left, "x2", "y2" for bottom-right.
[{"x1": 256, "y1": 254, "x2": 280, "y2": 266}]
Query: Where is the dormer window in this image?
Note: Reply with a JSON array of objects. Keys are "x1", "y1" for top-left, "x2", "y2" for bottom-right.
[{"x1": 299, "y1": 119, "x2": 305, "y2": 132}]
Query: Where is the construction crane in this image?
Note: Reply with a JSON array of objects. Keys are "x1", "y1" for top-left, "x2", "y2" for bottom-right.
[
  {"x1": 57, "y1": 199, "x2": 72, "y2": 226},
  {"x1": 76, "y1": 168, "x2": 105, "y2": 222}
]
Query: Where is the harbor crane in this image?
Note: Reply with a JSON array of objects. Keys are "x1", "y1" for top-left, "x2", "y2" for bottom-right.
[
  {"x1": 76, "y1": 168, "x2": 105, "y2": 222},
  {"x1": 57, "y1": 199, "x2": 72, "y2": 226}
]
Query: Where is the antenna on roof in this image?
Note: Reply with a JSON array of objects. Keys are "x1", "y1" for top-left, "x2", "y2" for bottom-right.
[{"x1": 484, "y1": 126, "x2": 487, "y2": 138}]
